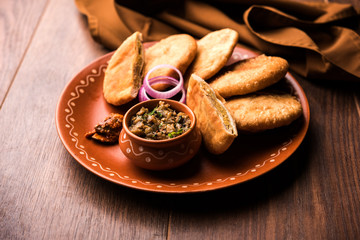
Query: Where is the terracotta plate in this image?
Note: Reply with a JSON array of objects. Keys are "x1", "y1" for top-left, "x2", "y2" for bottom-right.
[{"x1": 56, "y1": 44, "x2": 310, "y2": 193}]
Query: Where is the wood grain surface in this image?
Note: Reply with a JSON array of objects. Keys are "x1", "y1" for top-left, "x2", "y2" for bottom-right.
[{"x1": 0, "y1": 0, "x2": 359, "y2": 239}]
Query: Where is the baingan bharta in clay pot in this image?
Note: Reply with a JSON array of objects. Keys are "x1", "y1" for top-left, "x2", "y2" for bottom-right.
[{"x1": 119, "y1": 99, "x2": 202, "y2": 170}]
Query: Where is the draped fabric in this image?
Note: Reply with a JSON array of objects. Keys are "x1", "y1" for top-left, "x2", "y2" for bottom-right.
[{"x1": 75, "y1": 0, "x2": 360, "y2": 81}]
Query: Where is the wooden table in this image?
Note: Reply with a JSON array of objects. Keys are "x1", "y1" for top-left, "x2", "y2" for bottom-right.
[{"x1": 1, "y1": 0, "x2": 359, "y2": 239}]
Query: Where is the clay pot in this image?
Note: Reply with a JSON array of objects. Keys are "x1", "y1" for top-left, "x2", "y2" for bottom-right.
[{"x1": 119, "y1": 99, "x2": 202, "y2": 170}]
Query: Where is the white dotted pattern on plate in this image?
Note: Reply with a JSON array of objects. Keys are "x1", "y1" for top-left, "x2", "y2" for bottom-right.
[
  {"x1": 63, "y1": 54, "x2": 293, "y2": 190},
  {"x1": 119, "y1": 132, "x2": 201, "y2": 164}
]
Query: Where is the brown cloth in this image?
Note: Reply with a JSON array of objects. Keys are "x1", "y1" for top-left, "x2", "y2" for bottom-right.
[{"x1": 75, "y1": 0, "x2": 360, "y2": 81}]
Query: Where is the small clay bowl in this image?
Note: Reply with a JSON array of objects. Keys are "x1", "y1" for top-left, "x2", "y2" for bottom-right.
[{"x1": 119, "y1": 99, "x2": 202, "y2": 170}]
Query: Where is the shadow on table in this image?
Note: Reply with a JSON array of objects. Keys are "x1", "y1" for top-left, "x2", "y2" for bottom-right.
[
  {"x1": 147, "y1": 130, "x2": 313, "y2": 215},
  {"x1": 82, "y1": 124, "x2": 315, "y2": 217},
  {"x1": 61, "y1": 109, "x2": 317, "y2": 223}
]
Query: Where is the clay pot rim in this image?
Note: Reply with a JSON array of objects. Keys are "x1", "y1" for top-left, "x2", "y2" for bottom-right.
[{"x1": 122, "y1": 99, "x2": 196, "y2": 144}]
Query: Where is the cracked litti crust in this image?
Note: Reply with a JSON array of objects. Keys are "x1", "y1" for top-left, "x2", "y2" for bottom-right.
[
  {"x1": 103, "y1": 32, "x2": 144, "y2": 106},
  {"x1": 187, "y1": 74, "x2": 237, "y2": 155}
]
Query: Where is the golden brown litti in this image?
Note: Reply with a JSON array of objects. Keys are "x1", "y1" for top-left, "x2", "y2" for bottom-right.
[
  {"x1": 225, "y1": 93, "x2": 302, "y2": 132},
  {"x1": 210, "y1": 54, "x2": 289, "y2": 98},
  {"x1": 184, "y1": 28, "x2": 239, "y2": 87},
  {"x1": 144, "y1": 34, "x2": 197, "y2": 80},
  {"x1": 103, "y1": 32, "x2": 145, "y2": 106},
  {"x1": 186, "y1": 74, "x2": 238, "y2": 155}
]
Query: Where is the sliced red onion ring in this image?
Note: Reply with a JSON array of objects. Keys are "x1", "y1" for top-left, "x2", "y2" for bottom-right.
[
  {"x1": 143, "y1": 64, "x2": 184, "y2": 99},
  {"x1": 139, "y1": 86, "x2": 186, "y2": 103},
  {"x1": 138, "y1": 77, "x2": 186, "y2": 103},
  {"x1": 225, "y1": 48, "x2": 244, "y2": 66},
  {"x1": 145, "y1": 76, "x2": 180, "y2": 87},
  {"x1": 138, "y1": 86, "x2": 149, "y2": 102}
]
